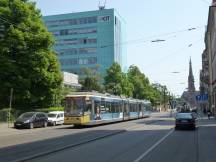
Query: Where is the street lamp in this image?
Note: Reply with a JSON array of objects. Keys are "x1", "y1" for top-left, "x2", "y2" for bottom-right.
[
  {"x1": 188, "y1": 27, "x2": 196, "y2": 31},
  {"x1": 171, "y1": 71, "x2": 180, "y2": 74},
  {"x1": 179, "y1": 82, "x2": 185, "y2": 85},
  {"x1": 151, "y1": 39, "x2": 166, "y2": 43}
]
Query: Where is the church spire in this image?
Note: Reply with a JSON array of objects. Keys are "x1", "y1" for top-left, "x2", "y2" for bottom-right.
[{"x1": 188, "y1": 58, "x2": 195, "y2": 92}]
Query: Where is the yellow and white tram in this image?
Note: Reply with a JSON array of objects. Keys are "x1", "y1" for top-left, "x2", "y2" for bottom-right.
[{"x1": 64, "y1": 92, "x2": 151, "y2": 125}]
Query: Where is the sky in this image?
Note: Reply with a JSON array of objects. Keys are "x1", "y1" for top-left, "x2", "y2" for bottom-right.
[{"x1": 34, "y1": 0, "x2": 211, "y2": 96}]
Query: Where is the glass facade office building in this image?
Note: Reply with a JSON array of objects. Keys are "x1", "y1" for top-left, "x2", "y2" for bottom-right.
[{"x1": 43, "y1": 8, "x2": 126, "y2": 77}]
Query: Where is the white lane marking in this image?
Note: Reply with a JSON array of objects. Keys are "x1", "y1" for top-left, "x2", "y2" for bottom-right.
[{"x1": 133, "y1": 128, "x2": 174, "y2": 162}]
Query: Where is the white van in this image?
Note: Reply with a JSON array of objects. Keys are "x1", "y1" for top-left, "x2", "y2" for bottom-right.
[{"x1": 47, "y1": 111, "x2": 64, "y2": 126}]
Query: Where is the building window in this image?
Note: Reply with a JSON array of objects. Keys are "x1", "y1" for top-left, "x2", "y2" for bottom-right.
[
  {"x1": 50, "y1": 27, "x2": 97, "y2": 37},
  {"x1": 88, "y1": 57, "x2": 97, "y2": 64},
  {"x1": 57, "y1": 49, "x2": 78, "y2": 56},
  {"x1": 51, "y1": 31, "x2": 60, "y2": 36},
  {"x1": 83, "y1": 39, "x2": 87, "y2": 44},
  {"x1": 79, "y1": 47, "x2": 97, "y2": 54},
  {"x1": 59, "y1": 57, "x2": 97, "y2": 65},
  {"x1": 60, "y1": 30, "x2": 68, "y2": 35},
  {"x1": 45, "y1": 16, "x2": 97, "y2": 27},
  {"x1": 57, "y1": 47, "x2": 96, "y2": 56},
  {"x1": 56, "y1": 38, "x2": 97, "y2": 46}
]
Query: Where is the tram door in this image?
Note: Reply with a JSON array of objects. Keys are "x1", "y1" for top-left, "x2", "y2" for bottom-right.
[
  {"x1": 138, "y1": 103, "x2": 142, "y2": 118},
  {"x1": 123, "y1": 101, "x2": 129, "y2": 120}
]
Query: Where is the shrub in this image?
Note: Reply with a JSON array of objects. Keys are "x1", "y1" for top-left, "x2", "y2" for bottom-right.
[{"x1": 35, "y1": 107, "x2": 64, "y2": 113}]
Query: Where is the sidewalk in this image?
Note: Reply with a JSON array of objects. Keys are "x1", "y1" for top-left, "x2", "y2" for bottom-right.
[
  {"x1": 0, "y1": 123, "x2": 19, "y2": 136},
  {"x1": 0, "y1": 112, "x2": 168, "y2": 136},
  {"x1": 198, "y1": 117, "x2": 216, "y2": 162}
]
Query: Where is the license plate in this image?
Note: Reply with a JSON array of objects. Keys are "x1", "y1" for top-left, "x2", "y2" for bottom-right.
[
  {"x1": 16, "y1": 124, "x2": 21, "y2": 126},
  {"x1": 181, "y1": 120, "x2": 188, "y2": 123}
]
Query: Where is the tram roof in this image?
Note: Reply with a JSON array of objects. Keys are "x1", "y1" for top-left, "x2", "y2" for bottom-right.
[{"x1": 66, "y1": 92, "x2": 150, "y2": 104}]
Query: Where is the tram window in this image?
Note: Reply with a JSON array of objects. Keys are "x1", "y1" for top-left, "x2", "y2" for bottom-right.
[
  {"x1": 116, "y1": 102, "x2": 121, "y2": 113},
  {"x1": 124, "y1": 102, "x2": 128, "y2": 112},
  {"x1": 85, "y1": 100, "x2": 91, "y2": 113},
  {"x1": 65, "y1": 98, "x2": 72, "y2": 113},
  {"x1": 106, "y1": 102, "x2": 111, "y2": 113},
  {"x1": 111, "y1": 102, "x2": 116, "y2": 113},
  {"x1": 72, "y1": 98, "x2": 85, "y2": 110},
  {"x1": 115, "y1": 102, "x2": 118, "y2": 113},
  {"x1": 129, "y1": 103, "x2": 133, "y2": 112},
  {"x1": 135, "y1": 104, "x2": 138, "y2": 112},
  {"x1": 132, "y1": 103, "x2": 136, "y2": 112}
]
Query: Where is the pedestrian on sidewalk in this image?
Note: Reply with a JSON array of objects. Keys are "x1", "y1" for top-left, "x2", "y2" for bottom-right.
[{"x1": 207, "y1": 109, "x2": 211, "y2": 120}]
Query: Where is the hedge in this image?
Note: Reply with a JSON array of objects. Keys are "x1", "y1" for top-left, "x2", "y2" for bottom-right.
[{"x1": 35, "y1": 107, "x2": 64, "y2": 113}]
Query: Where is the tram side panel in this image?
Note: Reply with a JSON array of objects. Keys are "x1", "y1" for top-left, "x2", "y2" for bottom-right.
[
  {"x1": 64, "y1": 95, "x2": 151, "y2": 126},
  {"x1": 92, "y1": 98, "x2": 124, "y2": 123}
]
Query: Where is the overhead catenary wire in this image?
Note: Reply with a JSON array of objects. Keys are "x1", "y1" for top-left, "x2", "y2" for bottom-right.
[
  {"x1": 100, "y1": 25, "x2": 205, "y2": 48},
  {"x1": 142, "y1": 37, "x2": 203, "y2": 70},
  {"x1": 199, "y1": 0, "x2": 210, "y2": 5},
  {"x1": 0, "y1": 14, "x2": 205, "y2": 47}
]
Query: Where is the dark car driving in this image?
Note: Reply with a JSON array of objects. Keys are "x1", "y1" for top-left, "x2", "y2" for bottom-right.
[
  {"x1": 14, "y1": 112, "x2": 48, "y2": 129},
  {"x1": 175, "y1": 112, "x2": 197, "y2": 130}
]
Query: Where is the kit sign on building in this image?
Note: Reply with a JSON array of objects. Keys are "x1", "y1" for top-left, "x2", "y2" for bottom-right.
[{"x1": 98, "y1": 16, "x2": 110, "y2": 22}]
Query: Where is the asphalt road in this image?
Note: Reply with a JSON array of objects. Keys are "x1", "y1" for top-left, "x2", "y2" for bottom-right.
[
  {"x1": 29, "y1": 117, "x2": 174, "y2": 162},
  {"x1": 1, "y1": 113, "x2": 216, "y2": 162},
  {"x1": 30, "y1": 117, "x2": 216, "y2": 162},
  {"x1": 0, "y1": 112, "x2": 169, "y2": 162}
]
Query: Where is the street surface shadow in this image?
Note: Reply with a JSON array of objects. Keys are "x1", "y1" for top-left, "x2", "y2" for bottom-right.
[
  {"x1": 0, "y1": 128, "x2": 171, "y2": 162},
  {"x1": 56, "y1": 117, "x2": 148, "y2": 130}
]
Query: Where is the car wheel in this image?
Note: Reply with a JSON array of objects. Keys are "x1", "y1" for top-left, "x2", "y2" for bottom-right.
[
  {"x1": 44, "y1": 121, "x2": 47, "y2": 127},
  {"x1": 29, "y1": 123, "x2": 34, "y2": 129}
]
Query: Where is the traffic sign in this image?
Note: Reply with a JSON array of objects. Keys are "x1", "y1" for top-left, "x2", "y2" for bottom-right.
[{"x1": 196, "y1": 94, "x2": 208, "y2": 101}]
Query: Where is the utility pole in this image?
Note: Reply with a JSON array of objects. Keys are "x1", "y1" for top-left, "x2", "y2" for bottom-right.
[
  {"x1": 163, "y1": 86, "x2": 166, "y2": 111},
  {"x1": 8, "y1": 88, "x2": 13, "y2": 128}
]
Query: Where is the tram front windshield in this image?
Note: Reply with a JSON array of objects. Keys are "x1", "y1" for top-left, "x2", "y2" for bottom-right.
[{"x1": 65, "y1": 97, "x2": 86, "y2": 116}]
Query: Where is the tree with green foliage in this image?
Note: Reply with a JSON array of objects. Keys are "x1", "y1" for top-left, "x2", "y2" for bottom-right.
[
  {"x1": 104, "y1": 63, "x2": 123, "y2": 95},
  {"x1": 104, "y1": 63, "x2": 133, "y2": 97},
  {"x1": 127, "y1": 65, "x2": 150, "y2": 99},
  {"x1": 147, "y1": 84, "x2": 162, "y2": 106},
  {"x1": 151, "y1": 83, "x2": 170, "y2": 106},
  {"x1": 121, "y1": 73, "x2": 134, "y2": 97},
  {"x1": 80, "y1": 65, "x2": 103, "y2": 92},
  {"x1": 0, "y1": 0, "x2": 62, "y2": 109}
]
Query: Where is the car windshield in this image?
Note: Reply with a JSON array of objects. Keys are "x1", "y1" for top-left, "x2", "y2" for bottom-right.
[
  {"x1": 48, "y1": 113, "x2": 57, "y2": 118},
  {"x1": 19, "y1": 112, "x2": 35, "y2": 119},
  {"x1": 176, "y1": 113, "x2": 192, "y2": 119}
]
